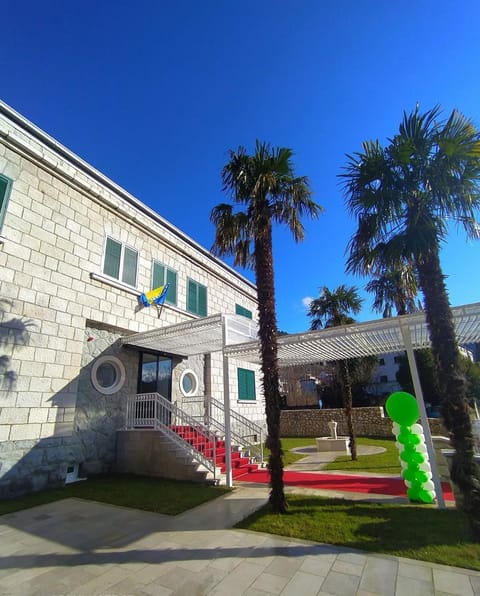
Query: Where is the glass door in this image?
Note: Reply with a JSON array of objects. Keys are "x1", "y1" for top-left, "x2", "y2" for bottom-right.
[
  {"x1": 138, "y1": 353, "x2": 172, "y2": 399},
  {"x1": 137, "y1": 353, "x2": 173, "y2": 425}
]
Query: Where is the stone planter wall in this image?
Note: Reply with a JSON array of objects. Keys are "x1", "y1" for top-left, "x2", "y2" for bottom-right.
[{"x1": 280, "y1": 407, "x2": 447, "y2": 438}]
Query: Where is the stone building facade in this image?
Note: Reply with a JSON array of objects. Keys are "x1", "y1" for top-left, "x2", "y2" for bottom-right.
[{"x1": 0, "y1": 102, "x2": 264, "y2": 497}]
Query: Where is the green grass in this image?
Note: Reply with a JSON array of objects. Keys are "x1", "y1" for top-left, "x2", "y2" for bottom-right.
[
  {"x1": 322, "y1": 437, "x2": 401, "y2": 475},
  {"x1": 279, "y1": 437, "x2": 318, "y2": 466},
  {"x1": 236, "y1": 495, "x2": 480, "y2": 571},
  {"x1": 0, "y1": 475, "x2": 230, "y2": 517},
  {"x1": 273, "y1": 436, "x2": 400, "y2": 473}
]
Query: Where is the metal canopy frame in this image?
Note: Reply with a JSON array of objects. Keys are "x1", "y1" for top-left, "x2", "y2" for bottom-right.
[{"x1": 120, "y1": 302, "x2": 480, "y2": 499}]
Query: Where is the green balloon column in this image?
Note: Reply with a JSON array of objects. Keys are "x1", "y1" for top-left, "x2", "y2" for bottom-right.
[{"x1": 385, "y1": 391, "x2": 436, "y2": 504}]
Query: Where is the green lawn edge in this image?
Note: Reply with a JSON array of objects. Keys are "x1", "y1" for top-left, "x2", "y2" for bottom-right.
[
  {"x1": 236, "y1": 495, "x2": 480, "y2": 572},
  {"x1": 0, "y1": 474, "x2": 230, "y2": 517}
]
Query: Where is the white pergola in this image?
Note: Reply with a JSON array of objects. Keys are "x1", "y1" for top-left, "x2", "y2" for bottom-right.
[{"x1": 122, "y1": 302, "x2": 480, "y2": 504}]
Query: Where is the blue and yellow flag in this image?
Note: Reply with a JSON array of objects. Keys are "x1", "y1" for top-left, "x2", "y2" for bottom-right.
[{"x1": 139, "y1": 283, "x2": 170, "y2": 307}]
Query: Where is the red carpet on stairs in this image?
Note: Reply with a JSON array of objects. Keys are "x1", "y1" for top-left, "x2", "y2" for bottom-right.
[{"x1": 236, "y1": 469, "x2": 455, "y2": 501}]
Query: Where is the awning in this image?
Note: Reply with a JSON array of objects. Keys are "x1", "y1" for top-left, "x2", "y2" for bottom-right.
[
  {"x1": 224, "y1": 302, "x2": 480, "y2": 365},
  {"x1": 121, "y1": 302, "x2": 480, "y2": 363},
  {"x1": 120, "y1": 313, "x2": 259, "y2": 356}
]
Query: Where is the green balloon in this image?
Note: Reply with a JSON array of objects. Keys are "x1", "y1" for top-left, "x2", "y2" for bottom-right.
[
  {"x1": 413, "y1": 470, "x2": 429, "y2": 484},
  {"x1": 386, "y1": 392, "x2": 420, "y2": 426},
  {"x1": 407, "y1": 451, "x2": 425, "y2": 465},
  {"x1": 397, "y1": 432, "x2": 411, "y2": 445},
  {"x1": 402, "y1": 468, "x2": 417, "y2": 482},
  {"x1": 400, "y1": 450, "x2": 415, "y2": 463},
  {"x1": 406, "y1": 433, "x2": 421, "y2": 447},
  {"x1": 419, "y1": 490, "x2": 435, "y2": 504},
  {"x1": 407, "y1": 486, "x2": 421, "y2": 501}
]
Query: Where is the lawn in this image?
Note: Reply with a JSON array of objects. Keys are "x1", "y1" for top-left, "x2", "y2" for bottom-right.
[
  {"x1": 322, "y1": 436, "x2": 401, "y2": 475},
  {"x1": 0, "y1": 475, "x2": 230, "y2": 517},
  {"x1": 236, "y1": 495, "x2": 480, "y2": 572},
  {"x1": 277, "y1": 436, "x2": 401, "y2": 474}
]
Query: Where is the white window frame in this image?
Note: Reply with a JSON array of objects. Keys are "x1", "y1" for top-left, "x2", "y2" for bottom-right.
[
  {"x1": 91, "y1": 355, "x2": 126, "y2": 395},
  {"x1": 151, "y1": 259, "x2": 177, "y2": 306},
  {"x1": 102, "y1": 236, "x2": 139, "y2": 288}
]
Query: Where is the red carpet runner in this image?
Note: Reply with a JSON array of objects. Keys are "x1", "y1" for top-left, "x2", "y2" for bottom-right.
[{"x1": 236, "y1": 469, "x2": 455, "y2": 501}]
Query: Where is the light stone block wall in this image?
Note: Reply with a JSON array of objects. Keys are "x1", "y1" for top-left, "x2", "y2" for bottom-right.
[{"x1": 0, "y1": 104, "x2": 262, "y2": 496}]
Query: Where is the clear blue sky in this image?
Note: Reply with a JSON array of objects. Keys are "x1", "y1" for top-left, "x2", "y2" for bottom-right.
[{"x1": 3, "y1": 1, "x2": 480, "y2": 332}]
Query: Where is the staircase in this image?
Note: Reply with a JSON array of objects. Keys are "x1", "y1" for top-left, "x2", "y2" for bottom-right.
[
  {"x1": 171, "y1": 425, "x2": 259, "y2": 480},
  {"x1": 125, "y1": 393, "x2": 261, "y2": 484}
]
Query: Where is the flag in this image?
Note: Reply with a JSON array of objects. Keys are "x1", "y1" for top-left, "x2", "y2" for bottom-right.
[{"x1": 139, "y1": 283, "x2": 170, "y2": 307}]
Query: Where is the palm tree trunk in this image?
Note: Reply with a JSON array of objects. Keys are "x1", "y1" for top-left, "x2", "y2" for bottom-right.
[
  {"x1": 417, "y1": 246, "x2": 480, "y2": 539},
  {"x1": 254, "y1": 221, "x2": 287, "y2": 513},
  {"x1": 338, "y1": 359, "x2": 357, "y2": 460}
]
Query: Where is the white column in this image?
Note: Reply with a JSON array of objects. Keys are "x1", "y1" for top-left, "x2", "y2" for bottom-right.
[
  {"x1": 222, "y1": 316, "x2": 233, "y2": 488},
  {"x1": 400, "y1": 323, "x2": 445, "y2": 509}
]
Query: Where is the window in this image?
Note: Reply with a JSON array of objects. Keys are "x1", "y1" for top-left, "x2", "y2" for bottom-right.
[
  {"x1": 380, "y1": 375, "x2": 388, "y2": 383},
  {"x1": 103, "y1": 237, "x2": 138, "y2": 287},
  {"x1": 91, "y1": 356, "x2": 126, "y2": 395},
  {"x1": 187, "y1": 278, "x2": 207, "y2": 316},
  {"x1": 180, "y1": 369, "x2": 199, "y2": 397},
  {"x1": 235, "y1": 304, "x2": 253, "y2": 319},
  {"x1": 238, "y1": 368, "x2": 256, "y2": 401},
  {"x1": 152, "y1": 261, "x2": 177, "y2": 306},
  {"x1": 378, "y1": 358, "x2": 385, "y2": 366},
  {"x1": 0, "y1": 174, "x2": 13, "y2": 233}
]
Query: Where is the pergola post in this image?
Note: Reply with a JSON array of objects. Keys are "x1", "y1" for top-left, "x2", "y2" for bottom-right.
[
  {"x1": 400, "y1": 324, "x2": 445, "y2": 509},
  {"x1": 222, "y1": 315, "x2": 233, "y2": 488}
]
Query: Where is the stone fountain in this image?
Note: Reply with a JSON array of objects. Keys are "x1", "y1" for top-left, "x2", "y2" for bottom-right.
[{"x1": 315, "y1": 420, "x2": 350, "y2": 454}]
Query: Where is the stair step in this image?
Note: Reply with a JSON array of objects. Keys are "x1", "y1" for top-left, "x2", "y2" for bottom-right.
[{"x1": 169, "y1": 423, "x2": 260, "y2": 481}]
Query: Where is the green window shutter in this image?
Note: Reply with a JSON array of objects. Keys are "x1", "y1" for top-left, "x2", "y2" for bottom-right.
[
  {"x1": 187, "y1": 279, "x2": 197, "y2": 313},
  {"x1": 166, "y1": 268, "x2": 177, "y2": 305},
  {"x1": 187, "y1": 279, "x2": 207, "y2": 315},
  {"x1": 198, "y1": 283, "x2": 207, "y2": 316},
  {"x1": 152, "y1": 261, "x2": 165, "y2": 289},
  {"x1": 122, "y1": 247, "x2": 138, "y2": 286},
  {"x1": 103, "y1": 237, "x2": 121, "y2": 279},
  {"x1": 235, "y1": 304, "x2": 252, "y2": 319},
  {"x1": 0, "y1": 175, "x2": 11, "y2": 231},
  {"x1": 238, "y1": 368, "x2": 256, "y2": 400}
]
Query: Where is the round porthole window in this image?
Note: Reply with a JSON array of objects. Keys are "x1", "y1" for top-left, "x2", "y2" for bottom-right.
[
  {"x1": 180, "y1": 369, "x2": 199, "y2": 397},
  {"x1": 91, "y1": 356, "x2": 126, "y2": 395}
]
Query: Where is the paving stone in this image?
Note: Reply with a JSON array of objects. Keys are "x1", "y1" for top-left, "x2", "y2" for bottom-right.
[
  {"x1": 358, "y1": 556, "x2": 397, "y2": 595},
  {"x1": 433, "y1": 568, "x2": 475, "y2": 596},
  {"x1": 264, "y1": 555, "x2": 304, "y2": 578},
  {"x1": 320, "y1": 570, "x2": 361, "y2": 596},
  {"x1": 398, "y1": 561, "x2": 433, "y2": 582},
  {"x1": 280, "y1": 570, "x2": 324, "y2": 596},
  {"x1": 209, "y1": 561, "x2": 265, "y2": 595},
  {"x1": 394, "y1": 575, "x2": 434, "y2": 596},
  {"x1": 248, "y1": 571, "x2": 290, "y2": 593}
]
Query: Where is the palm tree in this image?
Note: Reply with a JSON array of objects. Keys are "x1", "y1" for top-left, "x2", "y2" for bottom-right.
[
  {"x1": 365, "y1": 263, "x2": 419, "y2": 318},
  {"x1": 342, "y1": 105, "x2": 480, "y2": 538},
  {"x1": 308, "y1": 285, "x2": 362, "y2": 460},
  {"x1": 210, "y1": 141, "x2": 321, "y2": 513}
]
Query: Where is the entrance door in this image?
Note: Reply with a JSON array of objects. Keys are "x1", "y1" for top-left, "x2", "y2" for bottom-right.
[{"x1": 137, "y1": 353, "x2": 173, "y2": 424}]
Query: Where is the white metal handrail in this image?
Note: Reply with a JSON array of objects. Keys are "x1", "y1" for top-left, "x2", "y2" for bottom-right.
[
  {"x1": 125, "y1": 392, "x2": 218, "y2": 481},
  {"x1": 180, "y1": 396, "x2": 264, "y2": 463}
]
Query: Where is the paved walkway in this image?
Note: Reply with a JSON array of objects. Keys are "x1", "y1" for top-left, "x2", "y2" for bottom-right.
[{"x1": 1, "y1": 485, "x2": 479, "y2": 595}]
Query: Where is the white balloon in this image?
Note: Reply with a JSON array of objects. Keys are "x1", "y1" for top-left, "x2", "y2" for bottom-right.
[
  {"x1": 395, "y1": 442, "x2": 404, "y2": 452},
  {"x1": 419, "y1": 462, "x2": 432, "y2": 473},
  {"x1": 411, "y1": 424, "x2": 424, "y2": 435},
  {"x1": 416, "y1": 444, "x2": 428, "y2": 453},
  {"x1": 392, "y1": 422, "x2": 401, "y2": 434},
  {"x1": 405, "y1": 480, "x2": 411, "y2": 487},
  {"x1": 423, "y1": 480, "x2": 435, "y2": 492}
]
